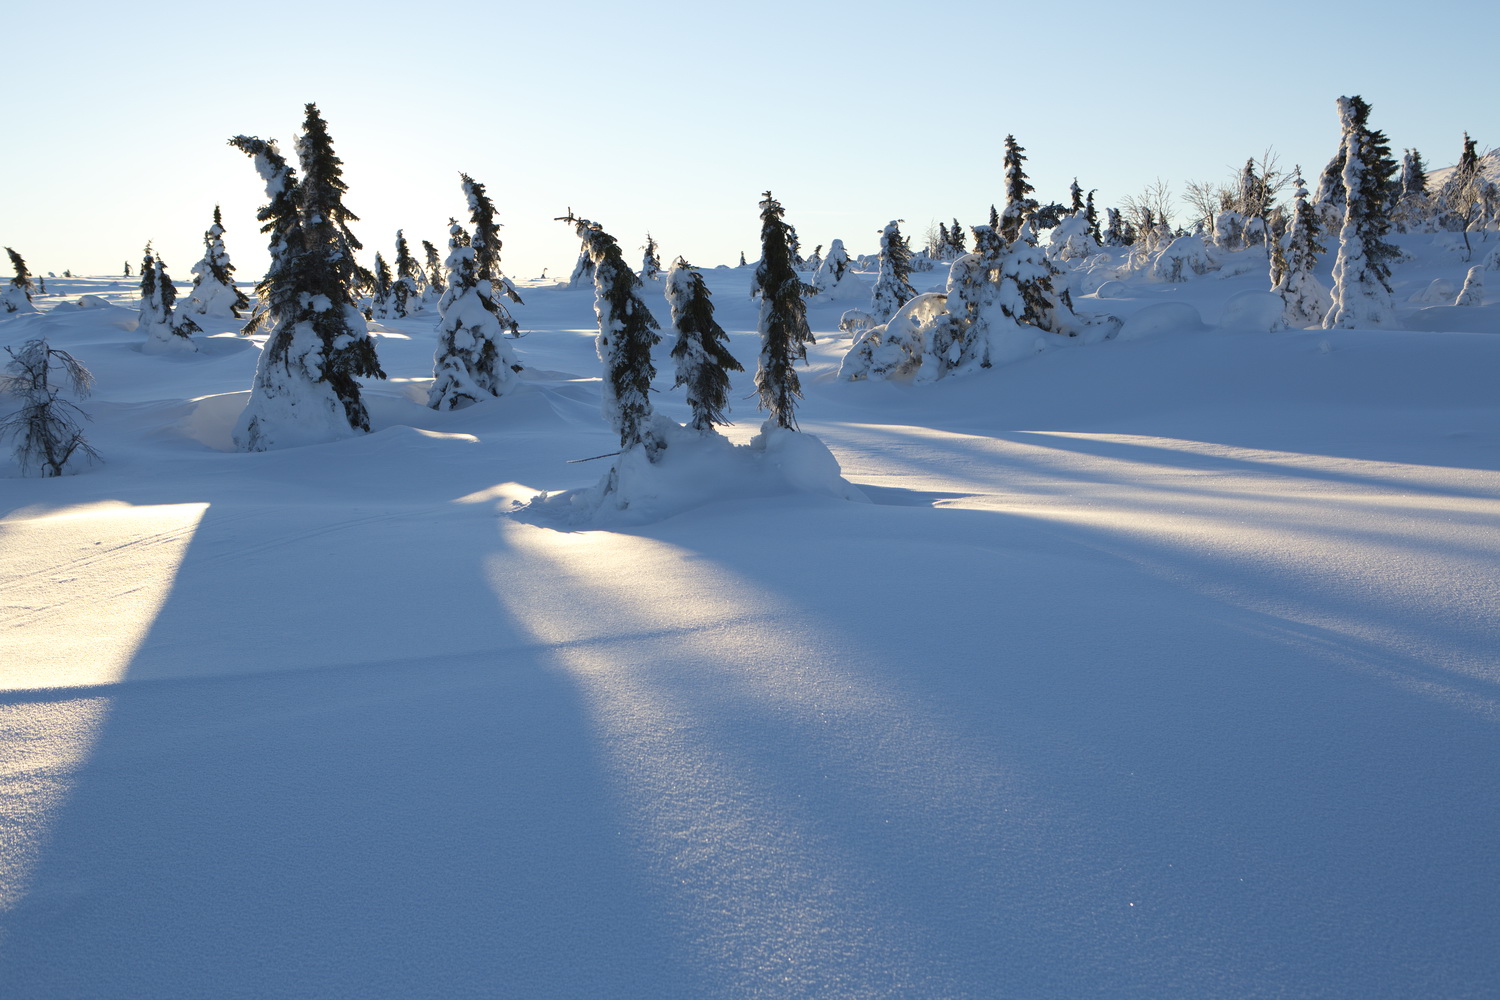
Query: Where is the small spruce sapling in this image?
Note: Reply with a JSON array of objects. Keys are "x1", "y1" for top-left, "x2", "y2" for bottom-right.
[
  {"x1": 0, "y1": 338, "x2": 101, "y2": 476},
  {"x1": 666, "y1": 258, "x2": 743, "y2": 431}
]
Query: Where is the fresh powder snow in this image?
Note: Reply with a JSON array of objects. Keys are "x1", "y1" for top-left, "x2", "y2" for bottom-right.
[{"x1": 2, "y1": 233, "x2": 1499, "y2": 998}]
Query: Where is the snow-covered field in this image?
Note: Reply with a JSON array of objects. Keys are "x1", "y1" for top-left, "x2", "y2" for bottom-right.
[{"x1": 3, "y1": 240, "x2": 1499, "y2": 998}]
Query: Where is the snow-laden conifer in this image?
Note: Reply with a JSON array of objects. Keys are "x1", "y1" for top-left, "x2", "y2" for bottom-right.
[
  {"x1": 753, "y1": 192, "x2": 814, "y2": 430},
  {"x1": 1394, "y1": 149, "x2": 1431, "y2": 232},
  {"x1": 421, "y1": 239, "x2": 445, "y2": 307},
  {"x1": 640, "y1": 234, "x2": 662, "y2": 281},
  {"x1": 1000, "y1": 135, "x2": 1037, "y2": 242},
  {"x1": 229, "y1": 105, "x2": 385, "y2": 451},
  {"x1": 2, "y1": 247, "x2": 38, "y2": 315},
  {"x1": 391, "y1": 230, "x2": 420, "y2": 317},
  {"x1": 812, "y1": 239, "x2": 857, "y2": 298},
  {"x1": 998, "y1": 222, "x2": 1078, "y2": 334},
  {"x1": 666, "y1": 258, "x2": 743, "y2": 431},
  {"x1": 870, "y1": 220, "x2": 916, "y2": 322},
  {"x1": 1324, "y1": 96, "x2": 1399, "y2": 329},
  {"x1": 561, "y1": 212, "x2": 665, "y2": 457},
  {"x1": 0, "y1": 338, "x2": 100, "y2": 476},
  {"x1": 369, "y1": 252, "x2": 393, "y2": 319},
  {"x1": 138, "y1": 245, "x2": 198, "y2": 354},
  {"x1": 1454, "y1": 265, "x2": 1484, "y2": 306},
  {"x1": 567, "y1": 242, "x2": 595, "y2": 289},
  {"x1": 429, "y1": 175, "x2": 523, "y2": 410},
  {"x1": 1274, "y1": 170, "x2": 1331, "y2": 327},
  {"x1": 183, "y1": 207, "x2": 250, "y2": 319}
]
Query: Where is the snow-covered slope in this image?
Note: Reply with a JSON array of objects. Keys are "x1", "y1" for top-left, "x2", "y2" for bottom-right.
[{"x1": 2, "y1": 246, "x2": 1498, "y2": 997}]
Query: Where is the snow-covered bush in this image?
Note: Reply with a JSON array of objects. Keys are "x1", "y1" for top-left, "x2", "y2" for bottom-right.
[
  {"x1": 1150, "y1": 234, "x2": 1218, "y2": 283},
  {"x1": 1454, "y1": 266, "x2": 1484, "y2": 306},
  {"x1": 812, "y1": 239, "x2": 861, "y2": 299},
  {"x1": 1048, "y1": 211, "x2": 1098, "y2": 261},
  {"x1": 0, "y1": 338, "x2": 100, "y2": 476}
]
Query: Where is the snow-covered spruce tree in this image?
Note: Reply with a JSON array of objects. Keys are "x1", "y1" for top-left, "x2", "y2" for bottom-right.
[
  {"x1": 421, "y1": 239, "x2": 445, "y2": 306},
  {"x1": 567, "y1": 239, "x2": 596, "y2": 289},
  {"x1": 1274, "y1": 169, "x2": 1330, "y2": 327},
  {"x1": 948, "y1": 225, "x2": 1009, "y2": 371},
  {"x1": 805, "y1": 244, "x2": 824, "y2": 275},
  {"x1": 1324, "y1": 96, "x2": 1400, "y2": 329},
  {"x1": 949, "y1": 218, "x2": 966, "y2": 257},
  {"x1": 183, "y1": 206, "x2": 250, "y2": 320},
  {"x1": 229, "y1": 104, "x2": 385, "y2": 450},
  {"x1": 812, "y1": 238, "x2": 855, "y2": 297},
  {"x1": 1394, "y1": 149, "x2": 1431, "y2": 232},
  {"x1": 753, "y1": 192, "x2": 814, "y2": 430},
  {"x1": 1000, "y1": 135, "x2": 1037, "y2": 243},
  {"x1": 665, "y1": 258, "x2": 743, "y2": 431},
  {"x1": 138, "y1": 244, "x2": 198, "y2": 353},
  {"x1": 229, "y1": 135, "x2": 300, "y2": 337},
  {"x1": 391, "y1": 230, "x2": 420, "y2": 318},
  {"x1": 162, "y1": 255, "x2": 201, "y2": 341},
  {"x1": 640, "y1": 233, "x2": 662, "y2": 280},
  {"x1": 429, "y1": 175, "x2": 523, "y2": 410},
  {"x1": 870, "y1": 220, "x2": 916, "y2": 322},
  {"x1": 560, "y1": 212, "x2": 665, "y2": 456},
  {"x1": 124, "y1": 260, "x2": 132, "y2": 277},
  {"x1": 1454, "y1": 265, "x2": 1484, "y2": 306},
  {"x1": 3, "y1": 247, "x2": 38, "y2": 315},
  {"x1": 0, "y1": 338, "x2": 101, "y2": 476},
  {"x1": 998, "y1": 221, "x2": 1078, "y2": 334},
  {"x1": 369, "y1": 252, "x2": 393, "y2": 319}
]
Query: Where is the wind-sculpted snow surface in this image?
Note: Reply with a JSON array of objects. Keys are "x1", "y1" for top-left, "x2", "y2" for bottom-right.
[{"x1": 3, "y1": 258, "x2": 1500, "y2": 999}]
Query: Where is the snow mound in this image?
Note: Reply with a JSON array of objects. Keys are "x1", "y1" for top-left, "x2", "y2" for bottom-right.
[
  {"x1": 1411, "y1": 278, "x2": 1457, "y2": 304},
  {"x1": 1115, "y1": 301, "x2": 1209, "y2": 342},
  {"x1": 516, "y1": 418, "x2": 867, "y2": 527},
  {"x1": 1093, "y1": 279, "x2": 1131, "y2": 299},
  {"x1": 1406, "y1": 305, "x2": 1500, "y2": 333},
  {"x1": 1219, "y1": 290, "x2": 1286, "y2": 331}
]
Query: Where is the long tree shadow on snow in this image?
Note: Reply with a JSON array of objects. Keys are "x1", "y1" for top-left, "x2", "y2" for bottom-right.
[
  {"x1": 499, "y1": 484, "x2": 1500, "y2": 997},
  {"x1": 0, "y1": 470, "x2": 705, "y2": 998}
]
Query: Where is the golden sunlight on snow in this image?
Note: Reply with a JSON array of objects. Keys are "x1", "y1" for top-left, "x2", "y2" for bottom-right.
[
  {"x1": 0, "y1": 502, "x2": 209, "y2": 689},
  {"x1": 489, "y1": 524, "x2": 1043, "y2": 993}
]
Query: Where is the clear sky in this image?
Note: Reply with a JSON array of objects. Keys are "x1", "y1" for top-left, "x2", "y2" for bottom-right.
[{"x1": 3, "y1": 0, "x2": 1494, "y2": 285}]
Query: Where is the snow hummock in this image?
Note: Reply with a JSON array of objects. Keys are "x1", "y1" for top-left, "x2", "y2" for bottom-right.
[{"x1": 517, "y1": 417, "x2": 865, "y2": 527}]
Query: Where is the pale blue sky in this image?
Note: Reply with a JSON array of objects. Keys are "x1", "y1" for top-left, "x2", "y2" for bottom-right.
[{"x1": 4, "y1": 0, "x2": 1492, "y2": 283}]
